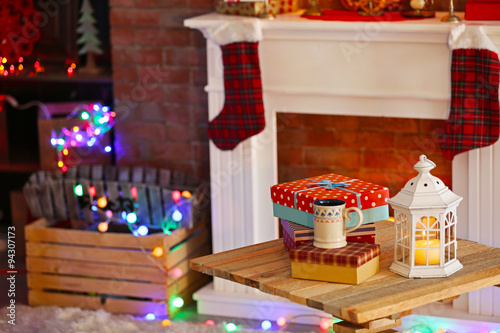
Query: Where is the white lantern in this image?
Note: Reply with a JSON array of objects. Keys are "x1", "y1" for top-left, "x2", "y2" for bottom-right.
[{"x1": 388, "y1": 155, "x2": 463, "y2": 278}]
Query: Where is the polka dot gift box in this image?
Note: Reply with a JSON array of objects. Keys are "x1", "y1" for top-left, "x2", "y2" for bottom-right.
[{"x1": 271, "y1": 173, "x2": 390, "y2": 229}]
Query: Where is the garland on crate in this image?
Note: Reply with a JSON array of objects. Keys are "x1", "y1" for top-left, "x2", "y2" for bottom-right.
[
  {"x1": 73, "y1": 183, "x2": 193, "y2": 318},
  {"x1": 73, "y1": 184, "x2": 192, "y2": 236},
  {"x1": 51, "y1": 103, "x2": 114, "y2": 172}
]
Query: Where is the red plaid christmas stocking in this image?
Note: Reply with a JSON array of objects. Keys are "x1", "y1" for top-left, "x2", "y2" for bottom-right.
[
  {"x1": 439, "y1": 26, "x2": 500, "y2": 160},
  {"x1": 208, "y1": 41, "x2": 265, "y2": 150}
]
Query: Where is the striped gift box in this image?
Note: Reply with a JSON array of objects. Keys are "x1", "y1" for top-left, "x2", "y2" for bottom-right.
[{"x1": 281, "y1": 219, "x2": 376, "y2": 251}]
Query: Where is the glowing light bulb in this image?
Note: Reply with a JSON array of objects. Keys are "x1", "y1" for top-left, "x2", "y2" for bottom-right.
[
  {"x1": 67, "y1": 67, "x2": 73, "y2": 76},
  {"x1": 137, "y1": 225, "x2": 149, "y2": 236},
  {"x1": 71, "y1": 62, "x2": 76, "y2": 69},
  {"x1": 2, "y1": 57, "x2": 7, "y2": 64},
  {"x1": 75, "y1": 134, "x2": 83, "y2": 142},
  {"x1": 181, "y1": 190, "x2": 192, "y2": 198},
  {"x1": 106, "y1": 210, "x2": 113, "y2": 219},
  {"x1": 63, "y1": 148, "x2": 69, "y2": 156},
  {"x1": 111, "y1": 111, "x2": 116, "y2": 117},
  {"x1": 18, "y1": 57, "x2": 23, "y2": 63},
  {"x1": 104, "y1": 145, "x2": 112, "y2": 153},
  {"x1": 205, "y1": 320, "x2": 215, "y2": 326},
  {"x1": 73, "y1": 126, "x2": 79, "y2": 132},
  {"x1": 57, "y1": 161, "x2": 64, "y2": 168},
  {"x1": 162, "y1": 319, "x2": 172, "y2": 326},
  {"x1": 172, "y1": 297, "x2": 184, "y2": 308},
  {"x1": 97, "y1": 197, "x2": 107, "y2": 208},
  {"x1": 98, "y1": 222, "x2": 108, "y2": 233},
  {"x1": 102, "y1": 106, "x2": 109, "y2": 112},
  {"x1": 261, "y1": 320, "x2": 272, "y2": 330},
  {"x1": 93, "y1": 104, "x2": 100, "y2": 111},
  {"x1": 172, "y1": 210, "x2": 182, "y2": 222},
  {"x1": 9, "y1": 64, "x2": 14, "y2": 73},
  {"x1": 319, "y1": 318, "x2": 331, "y2": 330},
  {"x1": 152, "y1": 247, "x2": 164, "y2": 257},
  {"x1": 51, "y1": 138, "x2": 57, "y2": 146},
  {"x1": 74, "y1": 184, "x2": 83, "y2": 197},
  {"x1": 145, "y1": 313, "x2": 155, "y2": 321},
  {"x1": 91, "y1": 206, "x2": 98, "y2": 212},
  {"x1": 171, "y1": 267, "x2": 182, "y2": 278},
  {"x1": 88, "y1": 186, "x2": 96, "y2": 197},
  {"x1": 81, "y1": 111, "x2": 90, "y2": 120},
  {"x1": 126, "y1": 212, "x2": 137, "y2": 224},
  {"x1": 3, "y1": 70, "x2": 8, "y2": 76},
  {"x1": 276, "y1": 317, "x2": 287, "y2": 327},
  {"x1": 18, "y1": 64, "x2": 23, "y2": 71},
  {"x1": 58, "y1": 138, "x2": 65, "y2": 145},
  {"x1": 62, "y1": 166, "x2": 68, "y2": 172},
  {"x1": 130, "y1": 186, "x2": 138, "y2": 200},
  {"x1": 172, "y1": 190, "x2": 181, "y2": 203},
  {"x1": 121, "y1": 211, "x2": 127, "y2": 220},
  {"x1": 225, "y1": 322, "x2": 237, "y2": 332},
  {"x1": 94, "y1": 128, "x2": 101, "y2": 135}
]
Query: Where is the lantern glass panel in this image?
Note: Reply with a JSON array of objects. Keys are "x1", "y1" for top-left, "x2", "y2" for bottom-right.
[
  {"x1": 415, "y1": 216, "x2": 441, "y2": 266},
  {"x1": 403, "y1": 246, "x2": 410, "y2": 265},
  {"x1": 396, "y1": 243, "x2": 403, "y2": 263},
  {"x1": 444, "y1": 245, "x2": 452, "y2": 263}
]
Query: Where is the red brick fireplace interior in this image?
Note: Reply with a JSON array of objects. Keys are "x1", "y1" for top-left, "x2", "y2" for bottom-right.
[{"x1": 277, "y1": 113, "x2": 453, "y2": 200}]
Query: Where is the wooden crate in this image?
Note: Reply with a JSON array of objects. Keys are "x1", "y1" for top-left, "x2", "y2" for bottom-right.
[{"x1": 26, "y1": 217, "x2": 212, "y2": 317}]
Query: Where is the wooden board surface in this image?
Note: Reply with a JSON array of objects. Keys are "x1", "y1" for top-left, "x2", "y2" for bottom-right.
[{"x1": 190, "y1": 238, "x2": 500, "y2": 324}]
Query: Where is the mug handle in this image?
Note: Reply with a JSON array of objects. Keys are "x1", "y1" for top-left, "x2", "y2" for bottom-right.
[{"x1": 344, "y1": 207, "x2": 364, "y2": 233}]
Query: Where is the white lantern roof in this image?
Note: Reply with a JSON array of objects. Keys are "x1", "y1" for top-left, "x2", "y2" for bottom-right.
[{"x1": 388, "y1": 155, "x2": 462, "y2": 210}]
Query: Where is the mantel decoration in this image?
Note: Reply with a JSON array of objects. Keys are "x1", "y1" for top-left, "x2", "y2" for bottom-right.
[
  {"x1": 77, "y1": 0, "x2": 103, "y2": 74},
  {"x1": 401, "y1": 0, "x2": 435, "y2": 17},
  {"x1": 388, "y1": 155, "x2": 463, "y2": 278},
  {"x1": 0, "y1": 0, "x2": 41, "y2": 60}
]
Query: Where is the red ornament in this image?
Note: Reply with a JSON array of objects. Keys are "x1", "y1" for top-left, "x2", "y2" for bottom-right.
[{"x1": 0, "y1": 0, "x2": 41, "y2": 60}]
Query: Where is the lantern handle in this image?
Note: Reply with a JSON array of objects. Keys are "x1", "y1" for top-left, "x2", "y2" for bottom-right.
[{"x1": 415, "y1": 154, "x2": 436, "y2": 173}]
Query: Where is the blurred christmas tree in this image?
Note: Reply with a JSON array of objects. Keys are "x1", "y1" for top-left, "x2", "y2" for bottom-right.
[{"x1": 77, "y1": 0, "x2": 103, "y2": 74}]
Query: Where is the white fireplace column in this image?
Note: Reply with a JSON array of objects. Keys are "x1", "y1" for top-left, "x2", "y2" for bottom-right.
[{"x1": 185, "y1": 12, "x2": 500, "y2": 322}]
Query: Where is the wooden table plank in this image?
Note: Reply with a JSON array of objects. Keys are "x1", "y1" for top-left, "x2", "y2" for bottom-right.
[{"x1": 190, "y1": 238, "x2": 500, "y2": 325}]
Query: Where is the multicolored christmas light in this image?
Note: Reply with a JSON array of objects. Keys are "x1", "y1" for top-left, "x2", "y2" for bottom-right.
[{"x1": 51, "y1": 103, "x2": 115, "y2": 171}]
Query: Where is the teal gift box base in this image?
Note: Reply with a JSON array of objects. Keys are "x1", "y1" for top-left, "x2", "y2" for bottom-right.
[
  {"x1": 270, "y1": 173, "x2": 389, "y2": 228},
  {"x1": 273, "y1": 203, "x2": 388, "y2": 228}
]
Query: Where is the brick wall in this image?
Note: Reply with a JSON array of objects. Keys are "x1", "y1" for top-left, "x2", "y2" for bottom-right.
[
  {"x1": 109, "y1": 0, "x2": 212, "y2": 181},
  {"x1": 277, "y1": 113, "x2": 453, "y2": 199}
]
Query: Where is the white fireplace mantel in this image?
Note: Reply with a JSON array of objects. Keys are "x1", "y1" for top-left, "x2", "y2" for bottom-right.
[{"x1": 185, "y1": 12, "x2": 500, "y2": 324}]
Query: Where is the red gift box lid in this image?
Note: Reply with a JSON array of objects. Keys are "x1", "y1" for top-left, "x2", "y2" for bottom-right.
[
  {"x1": 289, "y1": 241, "x2": 380, "y2": 268},
  {"x1": 271, "y1": 173, "x2": 389, "y2": 213}
]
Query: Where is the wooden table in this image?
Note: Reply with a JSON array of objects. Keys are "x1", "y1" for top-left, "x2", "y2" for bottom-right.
[{"x1": 191, "y1": 238, "x2": 500, "y2": 333}]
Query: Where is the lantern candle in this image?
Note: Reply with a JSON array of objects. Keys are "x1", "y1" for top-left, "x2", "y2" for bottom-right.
[{"x1": 415, "y1": 239, "x2": 440, "y2": 265}]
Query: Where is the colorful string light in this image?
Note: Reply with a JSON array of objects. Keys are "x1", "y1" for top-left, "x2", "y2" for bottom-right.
[
  {"x1": 72, "y1": 182, "x2": 195, "y2": 319},
  {"x1": 51, "y1": 103, "x2": 114, "y2": 171},
  {"x1": 171, "y1": 297, "x2": 184, "y2": 309}
]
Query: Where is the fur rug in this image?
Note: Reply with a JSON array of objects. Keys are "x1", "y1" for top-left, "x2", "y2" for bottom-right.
[{"x1": 0, "y1": 305, "x2": 291, "y2": 333}]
